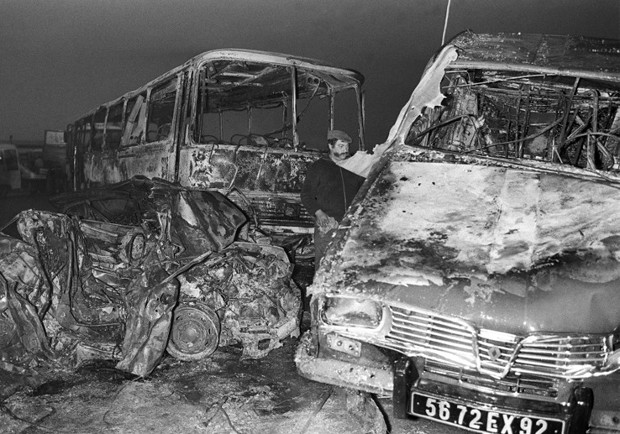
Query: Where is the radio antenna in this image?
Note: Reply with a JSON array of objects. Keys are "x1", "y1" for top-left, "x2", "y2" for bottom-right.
[{"x1": 442, "y1": 0, "x2": 452, "y2": 45}]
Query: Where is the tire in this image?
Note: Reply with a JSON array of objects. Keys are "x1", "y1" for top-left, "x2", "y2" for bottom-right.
[{"x1": 166, "y1": 302, "x2": 221, "y2": 361}]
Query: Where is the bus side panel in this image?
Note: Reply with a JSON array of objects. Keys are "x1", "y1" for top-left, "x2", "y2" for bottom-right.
[
  {"x1": 177, "y1": 144, "x2": 318, "y2": 192},
  {"x1": 82, "y1": 144, "x2": 175, "y2": 187}
]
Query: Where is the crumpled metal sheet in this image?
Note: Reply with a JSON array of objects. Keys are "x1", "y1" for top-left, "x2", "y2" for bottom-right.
[
  {"x1": 116, "y1": 271, "x2": 180, "y2": 377},
  {"x1": 0, "y1": 233, "x2": 50, "y2": 316},
  {"x1": 179, "y1": 242, "x2": 301, "y2": 359},
  {"x1": 0, "y1": 275, "x2": 53, "y2": 370}
]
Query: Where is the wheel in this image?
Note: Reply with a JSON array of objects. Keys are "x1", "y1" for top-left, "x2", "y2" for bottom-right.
[{"x1": 166, "y1": 302, "x2": 220, "y2": 361}]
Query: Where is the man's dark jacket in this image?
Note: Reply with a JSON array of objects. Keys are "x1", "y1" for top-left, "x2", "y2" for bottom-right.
[{"x1": 300, "y1": 157, "x2": 365, "y2": 222}]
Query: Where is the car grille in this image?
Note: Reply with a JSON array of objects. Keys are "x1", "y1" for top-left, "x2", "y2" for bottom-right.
[
  {"x1": 385, "y1": 305, "x2": 477, "y2": 365},
  {"x1": 513, "y1": 336, "x2": 608, "y2": 376},
  {"x1": 382, "y1": 305, "x2": 608, "y2": 380}
]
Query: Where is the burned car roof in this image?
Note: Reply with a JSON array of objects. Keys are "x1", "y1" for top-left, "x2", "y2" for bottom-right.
[{"x1": 448, "y1": 32, "x2": 620, "y2": 82}]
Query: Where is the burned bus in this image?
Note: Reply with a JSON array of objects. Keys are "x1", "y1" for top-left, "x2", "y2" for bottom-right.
[{"x1": 64, "y1": 49, "x2": 365, "y2": 252}]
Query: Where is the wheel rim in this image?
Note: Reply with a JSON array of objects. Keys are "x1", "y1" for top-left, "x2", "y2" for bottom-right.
[{"x1": 168, "y1": 303, "x2": 220, "y2": 359}]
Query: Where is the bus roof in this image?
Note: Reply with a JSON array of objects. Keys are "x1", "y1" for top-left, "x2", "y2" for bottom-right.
[
  {"x1": 74, "y1": 49, "x2": 364, "y2": 120},
  {"x1": 180, "y1": 49, "x2": 364, "y2": 84},
  {"x1": 446, "y1": 31, "x2": 620, "y2": 83}
]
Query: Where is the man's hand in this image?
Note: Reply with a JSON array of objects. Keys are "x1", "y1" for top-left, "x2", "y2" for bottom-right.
[{"x1": 315, "y1": 209, "x2": 338, "y2": 233}]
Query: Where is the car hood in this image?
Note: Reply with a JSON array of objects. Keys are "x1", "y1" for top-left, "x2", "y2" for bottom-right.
[{"x1": 312, "y1": 147, "x2": 620, "y2": 335}]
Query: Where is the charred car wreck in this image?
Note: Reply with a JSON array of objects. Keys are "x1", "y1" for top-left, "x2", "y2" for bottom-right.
[
  {"x1": 297, "y1": 32, "x2": 620, "y2": 433},
  {"x1": 1, "y1": 178, "x2": 301, "y2": 377}
]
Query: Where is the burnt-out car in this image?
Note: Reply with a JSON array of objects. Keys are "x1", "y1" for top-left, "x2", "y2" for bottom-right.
[
  {"x1": 0, "y1": 178, "x2": 301, "y2": 377},
  {"x1": 296, "y1": 32, "x2": 620, "y2": 433}
]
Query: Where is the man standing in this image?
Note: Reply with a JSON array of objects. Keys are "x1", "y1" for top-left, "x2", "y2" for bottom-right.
[{"x1": 301, "y1": 130, "x2": 365, "y2": 271}]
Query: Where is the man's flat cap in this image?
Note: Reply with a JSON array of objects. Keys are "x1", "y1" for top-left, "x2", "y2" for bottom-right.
[{"x1": 327, "y1": 130, "x2": 352, "y2": 142}]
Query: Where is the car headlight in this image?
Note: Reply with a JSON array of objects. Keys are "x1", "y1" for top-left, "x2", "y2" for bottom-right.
[
  {"x1": 320, "y1": 296, "x2": 383, "y2": 329},
  {"x1": 609, "y1": 333, "x2": 620, "y2": 369}
]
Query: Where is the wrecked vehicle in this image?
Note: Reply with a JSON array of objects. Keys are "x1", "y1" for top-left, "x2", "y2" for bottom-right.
[
  {"x1": 64, "y1": 50, "x2": 366, "y2": 266},
  {"x1": 1, "y1": 178, "x2": 301, "y2": 377},
  {"x1": 296, "y1": 32, "x2": 620, "y2": 434}
]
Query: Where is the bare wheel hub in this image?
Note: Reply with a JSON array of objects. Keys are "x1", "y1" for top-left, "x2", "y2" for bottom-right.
[{"x1": 166, "y1": 303, "x2": 220, "y2": 361}]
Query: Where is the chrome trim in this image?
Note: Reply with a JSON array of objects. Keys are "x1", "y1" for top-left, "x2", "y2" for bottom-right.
[
  {"x1": 422, "y1": 361, "x2": 569, "y2": 403},
  {"x1": 320, "y1": 300, "x2": 615, "y2": 381}
]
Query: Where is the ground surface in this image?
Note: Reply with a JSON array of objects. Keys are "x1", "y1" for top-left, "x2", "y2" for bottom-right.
[
  {"x1": 0, "y1": 341, "x2": 372, "y2": 434},
  {"x1": 0, "y1": 339, "x2": 459, "y2": 434}
]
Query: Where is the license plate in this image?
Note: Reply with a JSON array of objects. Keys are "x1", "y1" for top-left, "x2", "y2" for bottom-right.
[{"x1": 411, "y1": 392, "x2": 565, "y2": 434}]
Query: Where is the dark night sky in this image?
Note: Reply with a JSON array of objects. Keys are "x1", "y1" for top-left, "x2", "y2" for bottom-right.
[{"x1": 1, "y1": 0, "x2": 619, "y2": 146}]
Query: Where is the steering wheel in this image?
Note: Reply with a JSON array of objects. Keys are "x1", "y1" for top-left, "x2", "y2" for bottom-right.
[
  {"x1": 200, "y1": 134, "x2": 220, "y2": 144},
  {"x1": 249, "y1": 134, "x2": 271, "y2": 146},
  {"x1": 231, "y1": 134, "x2": 272, "y2": 147},
  {"x1": 269, "y1": 136, "x2": 294, "y2": 148},
  {"x1": 230, "y1": 134, "x2": 251, "y2": 146}
]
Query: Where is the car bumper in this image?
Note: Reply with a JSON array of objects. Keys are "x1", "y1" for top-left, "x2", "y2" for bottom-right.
[
  {"x1": 295, "y1": 330, "x2": 394, "y2": 397},
  {"x1": 295, "y1": 330, "x2": 620, "y2": 433},
  {"x1": 410, "y1": 370, "x2": 590, "y2": 434}
]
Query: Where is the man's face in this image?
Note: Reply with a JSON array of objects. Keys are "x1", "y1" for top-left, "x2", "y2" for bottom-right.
[{"x1": 329, "y1": 139, "x2": 350, "y2": 162}]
